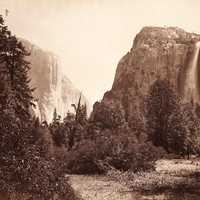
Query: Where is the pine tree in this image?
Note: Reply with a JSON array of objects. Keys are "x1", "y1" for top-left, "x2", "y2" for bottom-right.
[
  {"x1": 53, "y1": 108, "x2": 57, "y2": 123},
  {"x1": 145, "y1": 79, "x2": 200, "y2": 155},
  {"x1": 71, "y1": 93, "x2": 85, "y2": 123},
  {"x1": 0, "y1": 14, "x2": 35, "y2": 151},
  {"x1": 166, "y1": 105, "x2": 187, "y2": 154},
  {"x1": 145, "y1": 80, "x2": 180, "y2": 150},
  {"x1": 0, "y1": 15, "x2": 34, "y2": 122},
  {"x1": 0, "y1": 14, "x2": 35, "y2": 191},
  {"x1": 71, "y1": 94, "x2": 87, "y2": 125}
]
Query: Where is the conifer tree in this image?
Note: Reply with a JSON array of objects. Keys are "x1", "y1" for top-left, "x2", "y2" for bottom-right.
[
  {"x1": 145, "y1": 80, "x2": 180, "y2": 150},
  {"x1": 0, "y1": 14, "x2": 34, "y2": 122},
  {"x1": 145, "y1": 79, "x2": 200, "y2": 155},
  {"x1": 0, "y1": 14, "x2": 35, "y2": 191},
  {"x1": 53, "y1": 108, "x2": 57, "y2": 123},
  {"x1": 0, "y1": 14, "x2": 35, "y2": 150}
]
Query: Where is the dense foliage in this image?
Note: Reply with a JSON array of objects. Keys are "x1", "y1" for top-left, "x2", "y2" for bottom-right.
[
  {"x1": 48, "y1": 100, "x2": 165, "y2": 174},
  {"x1": 53, "y1": 79, "x2": 200, "y2": 174},
  {"x1": 145, "y1": 80, "x2": 200, "y2": 155}
]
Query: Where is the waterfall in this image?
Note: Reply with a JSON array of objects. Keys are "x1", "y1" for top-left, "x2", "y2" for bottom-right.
[{"x1": 184, "y1": 42, "x2": 200, "y2": 104}]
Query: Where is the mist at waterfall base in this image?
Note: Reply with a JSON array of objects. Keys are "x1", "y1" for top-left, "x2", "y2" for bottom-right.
[{"x1": 1, "y1": 1, "x2": 200, "y2": 104}]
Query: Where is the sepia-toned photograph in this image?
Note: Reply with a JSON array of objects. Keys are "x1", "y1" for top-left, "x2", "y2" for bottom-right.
[{"x1": 0, "y1": 0, "x2": 200, "y2": 199}]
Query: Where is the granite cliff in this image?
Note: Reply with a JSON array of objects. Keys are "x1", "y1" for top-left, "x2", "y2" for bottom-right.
[
  {"x1": 98, "y1": 27, "x2": 200, "y2": 123},
  {"x1": 21, "y1": 39, "x2": 89, "y2": 122}
]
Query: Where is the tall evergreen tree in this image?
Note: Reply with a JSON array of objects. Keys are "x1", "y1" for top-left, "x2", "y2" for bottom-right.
[
  {"x1": 0, "y1": 14, "x2": 34, "y2": 122},
  {"x1": 0, "y1": 14, "x2": 35, "y2": 191},
  {"x1": 145, "y1": 80, "x2": 180, "y2": 150},
  {"x1": 145, "y1": 79, "x2": 200, "y2": 155},
  {"x1": 53, "y1": 108, "x2": 57, "y2": 123}
]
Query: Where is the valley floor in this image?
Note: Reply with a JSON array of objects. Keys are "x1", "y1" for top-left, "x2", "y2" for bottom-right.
[
  {"x1": 68, "y1": 175, "x2": 133, "y2": 200},
  {"x1": 68, "y1": 159, "x2": 200, "y2": 200}
]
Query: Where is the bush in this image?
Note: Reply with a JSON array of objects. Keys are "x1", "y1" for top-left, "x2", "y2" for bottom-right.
[
  {"x1": 130, "y1": 142, "x2": 166, "y2": 171},
  {"x1": 65, "y1": 133, "x2": 166, "y2": 174},
  {"x1": 65, "y1": 140, "x2": 105, "y2": 174}
]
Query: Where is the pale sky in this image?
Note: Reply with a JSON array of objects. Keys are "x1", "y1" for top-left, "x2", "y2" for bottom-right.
[{"x1": 0, "y1": 0, "x2": 200, "y2": 104}]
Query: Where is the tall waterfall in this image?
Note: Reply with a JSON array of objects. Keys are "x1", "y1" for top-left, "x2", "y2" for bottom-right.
[{"x1": 184, "y1": 42, "x2": 200, "y2": 104}]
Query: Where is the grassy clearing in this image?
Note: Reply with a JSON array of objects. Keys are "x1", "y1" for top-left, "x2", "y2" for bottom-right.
[
  {"x1": 156, "y1": 159, "x2": 200, "y2": 176},
  {"x1": 68, "y1": 175, "x2": 133, "y2": 200},
  {"x1": 107, "y1": 159, "x2": 200, "y2": 193}
]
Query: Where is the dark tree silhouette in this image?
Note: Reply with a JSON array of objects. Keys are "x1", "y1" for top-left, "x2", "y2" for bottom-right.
[
  {"x1": 145, "y1": 79, "x2": 200, "y2": 155},
  {"x1": 145, "y1": 80, "x2": 181, "y2": 151}
]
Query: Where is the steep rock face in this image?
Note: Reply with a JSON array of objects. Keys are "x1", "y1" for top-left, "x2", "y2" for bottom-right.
[
  {"x1": 100, "y1": 27, "x2": 200, "y2": 122},
  {"x1": 21, "y1": 39, "x2": 89, "y2": 122}
]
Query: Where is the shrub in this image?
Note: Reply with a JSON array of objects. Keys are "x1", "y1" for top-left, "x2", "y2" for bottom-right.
[
  {"x1": 65, "y1": 133, "x2": 166, "y2": 174},
  {"x1": 65, "y1": 140, "x2": 105, "y2": 174}
]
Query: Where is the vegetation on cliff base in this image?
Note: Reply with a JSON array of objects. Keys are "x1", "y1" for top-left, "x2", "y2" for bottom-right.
[
  {"x1": 145, "y1": 80, "x2": 200, "y2": 156},
  {"x1": 49, "y1": 79, "x2": 200, "y2": 175}
]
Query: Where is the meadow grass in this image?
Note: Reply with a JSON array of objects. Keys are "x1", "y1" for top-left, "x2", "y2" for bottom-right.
[{"x1": 107, "y1": 159, "x2": 200, "y2": 193}]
